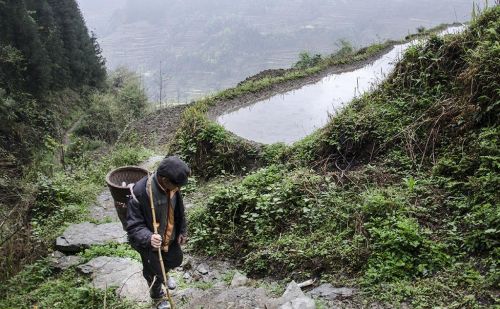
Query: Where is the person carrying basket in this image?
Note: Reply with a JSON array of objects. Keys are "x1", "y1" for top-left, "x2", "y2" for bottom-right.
[{"x1": 126, "y1": 156, "x2": 190, "y2": 309}]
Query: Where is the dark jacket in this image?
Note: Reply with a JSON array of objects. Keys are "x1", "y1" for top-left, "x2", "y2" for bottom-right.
[{"x1": 126, "y1": 176, "x2": 187, "y2": 251}]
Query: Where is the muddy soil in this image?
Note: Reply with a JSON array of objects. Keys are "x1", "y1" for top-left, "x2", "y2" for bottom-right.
[{"x1": 129, "y1": 104, "x2": 190, "y2": 148}]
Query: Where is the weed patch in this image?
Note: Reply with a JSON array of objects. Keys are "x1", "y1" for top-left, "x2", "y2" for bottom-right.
[
  {"x1": 173, "y1": 106, "x2": 259, "y2": 178},
  {"x1": 80, "y1": 243, "x2": 140, "y2": 262}
]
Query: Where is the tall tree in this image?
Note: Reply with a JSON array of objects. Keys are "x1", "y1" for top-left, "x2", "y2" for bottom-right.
[
  {"x1": 0, "y1": 0, "x2": 107, "y2": 162},
  {"x1": 46, "y1": 0, "x2": 106, "y2": 88},
  {"x1": 25, "y1": 0, "x2": 70, "y2": 90},
  {"x1": 0, "y1": 0, "x2": 51, "y2": 95}
]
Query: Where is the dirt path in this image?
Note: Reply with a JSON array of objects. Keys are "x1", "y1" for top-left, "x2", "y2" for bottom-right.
[
  {"x1": 128, "y1": 104, "x2": 190, "y2": 148},
  {"x1": 63, "y1": 116, "x2": 83, "y2": 146},
  {"x1": 55, "y1": 115, "x2": 84, "y2": 166}
]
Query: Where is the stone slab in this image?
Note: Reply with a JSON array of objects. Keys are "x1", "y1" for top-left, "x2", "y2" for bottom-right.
[
  {"x1": 56, "y1": 222, "x2": 127, "y2": 253},
  {"x1": 49, "y1": 251, "x2": 84, "y2": 270},
  {"x1": 308, "y1": 283, "x2": 357, "y2": 300},
  {"x1": 78, "y1": 256, "x2": 149, "y2": 303},
  {"x1": 90, "y1": 191, "x2": 120, "y2": 222}
]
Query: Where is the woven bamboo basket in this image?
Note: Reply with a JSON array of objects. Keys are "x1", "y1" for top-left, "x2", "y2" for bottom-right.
[{"x1": 106, "y1": 166, "x2": 149, "y2": 229}]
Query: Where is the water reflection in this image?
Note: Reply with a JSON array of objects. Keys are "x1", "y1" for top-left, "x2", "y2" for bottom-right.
[{"x1": 217, "y1": 26, "x2": 465, "y2": 144}]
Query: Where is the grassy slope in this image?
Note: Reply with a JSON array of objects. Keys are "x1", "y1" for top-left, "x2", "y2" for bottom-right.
[{"x1": 185, "y1": 7, "x2": 499, "y2": 307}]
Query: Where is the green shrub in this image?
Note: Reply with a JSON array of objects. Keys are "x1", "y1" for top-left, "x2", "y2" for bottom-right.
[
  {"x1": 295, "y1": 52, "x2": 322, "y2": 69},
  {"x1": 173, "y1": 106, "x2": 259, "y2": 178},
  {"x1": 364, "y1": 215, "x2": 449, "y2": 283},
  {"x1": 75, "y1": 69, "x2": 148, "y2": 143}
]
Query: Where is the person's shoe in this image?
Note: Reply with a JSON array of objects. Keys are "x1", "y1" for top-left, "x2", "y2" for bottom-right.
[
  {"x1": 167, "y1": 276, "x2": 177, "y2": 290},
  {"x1": 150, "y1": 288, "x2": 165, "y2": 300},
  {"x1": 156, "y1": 299, "x2": 171, "y2": 309}
]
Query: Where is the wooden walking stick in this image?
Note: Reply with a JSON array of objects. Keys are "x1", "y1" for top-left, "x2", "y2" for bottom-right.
[{"x1": 147, "y1": 177, "x2": 175, "y2": 309}]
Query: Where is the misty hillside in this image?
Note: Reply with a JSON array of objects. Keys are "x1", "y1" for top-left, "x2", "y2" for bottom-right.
[{"x1": 78, "y1": 0, "x2": 478, "y2": 102}]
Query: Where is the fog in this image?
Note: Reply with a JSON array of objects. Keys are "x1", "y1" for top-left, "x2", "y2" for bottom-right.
[{"x1": 77, "y1": 0, "x2": 477, "y2": 103}]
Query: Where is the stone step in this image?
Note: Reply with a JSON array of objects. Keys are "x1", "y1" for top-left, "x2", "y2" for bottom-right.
[
  {"x1": 78, "y1": 256, "x2": 150, "y2": 303},
  {"x1": 49, "y1": 251, "x2": 84, "y2": 270},
  {"x1": 90, "y1": 191, "x2": 120, "y2": 222},
  {"x1": 179, "y1": 280, "x2": 316, "y2": 309},
  {"x1": 56, "y1": 222, "x2": 127, "y2": 253}
]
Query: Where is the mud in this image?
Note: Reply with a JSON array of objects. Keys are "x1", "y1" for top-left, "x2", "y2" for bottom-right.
[{"x1": 129, "y1": 104, "x2": 190, "y2": 148}]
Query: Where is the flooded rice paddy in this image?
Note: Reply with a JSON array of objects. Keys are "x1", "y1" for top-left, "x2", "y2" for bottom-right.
[{"x1": 217, "y1": 26, "x2": 465, "y2": 144}]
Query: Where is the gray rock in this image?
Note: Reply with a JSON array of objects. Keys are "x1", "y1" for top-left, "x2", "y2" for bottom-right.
[
  {"x1": 308, "y1": 283, "x2": 357, "y2": 300},
  {"x1": 230, "y1": 271, "x2": 248, "y2": 288},
  {"x1": 139, "y1": 155, "x2": 164, "y2": 171},
  {"x1": 182, "y1": 257, "x2": 193, "y2": 270},
  {"x1": 282, "y1": 281, "x2": 305, "y2": 300},
  {"x1": 56, "y1": 222, "x2": 127, "y2": 253},
  {"x1": 183, "y1": 272, "x2": 192, "y2": 280},
  {"x1": 208, "y1": 269, "x2": 221, "y2": 281},
  {"x1": 174, "y1": 287, "x2": 204, "y2": 302},
  {"x1": 279, "y1": 296, "x2": 316, "y2": 309},
  {"x1": 78, "y1": 256, "x2": 149, "y2": 303},
  {"x1": 267, "y1": 281, "x2": 306, "y2": 308},
  {"x1": 90, "y1": 191, "x2": 119, "y2": 222},
  {"x1": 49, "y1": 251, "x2": 83, "y2": 270},
  {"x1": 196, "y1": 263, "x2": 209, "y2": 275}
]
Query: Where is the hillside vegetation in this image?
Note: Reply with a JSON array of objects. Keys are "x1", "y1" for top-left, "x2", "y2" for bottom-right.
[
  {"x1": 0, "y1": 0, "x2": 106, "y2": 163},
  {"x1": 0, "y1": 1, "x2": 150, "y2": 308},
  {"x1": 179, "y1": 7, "x2": 499, "y2": 307},
  {"x1": 0, "y1": 0, "x2": 147, "y2": 281}
]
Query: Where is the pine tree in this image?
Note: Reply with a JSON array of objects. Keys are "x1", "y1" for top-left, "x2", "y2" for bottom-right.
[
  {"x1": 25, "y1": 0, "x2": 70, "y2": 89},
  {"x1": 0, "y1": 0, "x2": 51, "y2": 94},
  {"x1": 0, "y1": 0, "x2": 107, "y2": 162},
  {"x1": 46, "y1": 0, "x2": 106, "y2": 88}
]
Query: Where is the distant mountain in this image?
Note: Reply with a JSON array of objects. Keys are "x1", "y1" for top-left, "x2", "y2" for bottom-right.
[{"x1": 78, "y1": 0, "x2": 477, "y2": 102}]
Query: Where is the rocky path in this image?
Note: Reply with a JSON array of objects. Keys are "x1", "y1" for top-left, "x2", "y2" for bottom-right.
[
  {"x1": 51, "y1": 155, "x2": 358, "y2": 308},
  {"x1": 55, "y1": 115, "x2": 84, "y2": 166}
]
